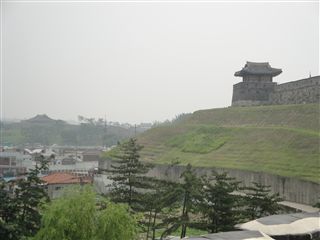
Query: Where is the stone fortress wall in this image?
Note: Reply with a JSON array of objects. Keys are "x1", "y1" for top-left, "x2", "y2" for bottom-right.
[
  {"x1": 231, "y1": 62, "x2": 320, "y2": 107},
  {"x1": 232, "y1": 81, "x2": 276, "y2": 106},
  {"x1": 270, "y1": 76, "x2": 320, "y2": 105}
]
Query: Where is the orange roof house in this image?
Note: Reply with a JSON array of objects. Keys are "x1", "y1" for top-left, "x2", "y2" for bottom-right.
[
  {"x1": 41, "y1": 172, "x2": 92, "y2": 198},
  {"x1": 42, "y1": 172, "x2": 92, "y2": 185}
]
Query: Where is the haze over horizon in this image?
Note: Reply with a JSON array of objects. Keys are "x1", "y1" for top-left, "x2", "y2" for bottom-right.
[{"x1": 2, "y1": 1, "x2": 319, "y2": 124}]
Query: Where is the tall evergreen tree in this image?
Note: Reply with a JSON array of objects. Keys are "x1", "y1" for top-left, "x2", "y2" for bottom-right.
[
  {"x1": 179, "y1": 164, "x2": 202, "y2": 238},
  {"x1": 143, "y1": 179, "x2": 181, "y2": 240},
  {"x1": 199, "y1": 172, "x2": 243, "y2": 233},
  {"x1": 107, "y1": 138, "x2": 153, "y2": 211},
  {"x1": 0, "y1": 159, "x2": 49, "y2": 239},
  {"x1": 242, "y1": 182, "x2": 282, "y2": 220},
  {"x1": 160, "y1": 164, "x2": 202, "y2": 239},
  {"x1": 0, "y1": 179, "x2": 19, "y2": 239}
]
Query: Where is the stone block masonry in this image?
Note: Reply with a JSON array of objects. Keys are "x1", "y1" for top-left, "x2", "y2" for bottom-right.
[
  {"x1": 232, "y1": 81, "x2": 276, "y2": 106},
  {"x1": 232, "y1": 62, "x2": 320, "y2": 106},
  {"x1": 270, "y1": 76, "x2": 320, "y2": 105}
]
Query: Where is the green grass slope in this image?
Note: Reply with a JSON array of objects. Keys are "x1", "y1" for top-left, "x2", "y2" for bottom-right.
[{"x1": 137, "y1": 104, "x2": 320, "y2": 183}]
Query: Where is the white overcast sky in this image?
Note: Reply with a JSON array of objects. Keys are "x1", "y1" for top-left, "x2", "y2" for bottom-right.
[{"x1": 1, "y1": 0, "x2": 319, "y2": 123}]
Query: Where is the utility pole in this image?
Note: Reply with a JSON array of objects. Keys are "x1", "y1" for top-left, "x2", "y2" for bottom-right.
[{"x1": 104, "y1": 115, "x2": 107, "y2": 148}]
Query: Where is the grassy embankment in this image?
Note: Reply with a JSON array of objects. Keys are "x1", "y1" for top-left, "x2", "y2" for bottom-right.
[{"x1": 135, "y1": 104, "x2": 319, "y2": 183}]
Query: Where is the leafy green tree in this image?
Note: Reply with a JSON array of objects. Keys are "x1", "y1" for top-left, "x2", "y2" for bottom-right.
[
  {"x1": 34, "y1": 186, "x2": 138, "y2": 240},
  {"x1": 0, "y1": 160, "x2": 49, "y2": 240},
  {"x1": 95, "y1": 200, "x2": 139, "y2": 240},
  {"x1": 242, "y1": 182, "x2": 282, "y2": 220},
  {"x1": 106, "y1": 138, "x2": 152, "y2": 210},
  {"x1": 35, "y1": 186, "x2": 96, "y2": 240},
  {"x1": 199, "y1": 172, "x2": 243, "y2": 233}
]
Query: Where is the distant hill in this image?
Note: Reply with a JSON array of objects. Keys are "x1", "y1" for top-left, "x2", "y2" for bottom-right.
[
  {"x1": 133, "y1": 104, "x2": 319, "y2": 182},
  {"x1": 23, "y1": 114, "x2": 66, "y2": 124},
  {"x1": 2, "y1": 115, "x2": 149, "y2": 147}
]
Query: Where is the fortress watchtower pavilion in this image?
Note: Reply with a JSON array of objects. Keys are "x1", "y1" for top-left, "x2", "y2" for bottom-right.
[{"x1": 232, "y1": 62, "x2": 282, "y2": 106}]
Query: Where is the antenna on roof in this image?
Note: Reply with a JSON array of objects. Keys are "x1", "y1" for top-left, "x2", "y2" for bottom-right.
[{"x1": 309, "y1": 72, "x2": 312, "y2": 78}]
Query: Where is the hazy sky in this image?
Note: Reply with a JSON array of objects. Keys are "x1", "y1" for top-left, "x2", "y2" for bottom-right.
[{"x1": 2, "y1": 0, "x2": 319, "y2": 123}]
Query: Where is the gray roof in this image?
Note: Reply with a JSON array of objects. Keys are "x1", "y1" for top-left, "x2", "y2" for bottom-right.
[
  {"x1": 188, "y1": 230, "x2": 272, "y2": 240},
  {"x1": 256, "y1": 212, "x2": 319, "y2": 225},
  {"x1": 235, "y1": 62, "x2": 282, "y2": 77},
  {"x1": 237, "y1": 212, "x2": 320, "y2": 236}
]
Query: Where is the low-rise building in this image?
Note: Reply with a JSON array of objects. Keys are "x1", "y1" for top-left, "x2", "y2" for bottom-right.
[
  {"x1": 41, "y1": 172, "x2": 92, "y2": 199},
  {"x1": 82, "y1": 150, "x2": 102, "y2": 162},
  {"x1": 187, "y1": 230, "x2": 274, "y2": 240},
  {"x1": 61, "y1": 157, "x2": 77, "y2": 165},
  {"x1": 0, "y1": 152, "x2": 34, "y2": 177},
  {"x1": 237, "y1": 212, "x2": 320, "y2": 240}
]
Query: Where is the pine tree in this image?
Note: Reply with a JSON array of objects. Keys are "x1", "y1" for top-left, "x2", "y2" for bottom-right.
[
  {"x1": 199, "y1": 172, "x2": 243, "y2": 233},
  {"x1": 14, "y1": 159, "x2": 49, "y2": 237},
  {"x1": 143, "y1": 178, "x2": 181, "y2": 240},
  {"x1": 0, "y1": 158, "x2": 49, "y2": 239},
  {"x1": 242, "y1": 182, "x2": 282, "y2": 220},
  {"x1": 160, "y1": 164, "x2": 202, "y2": 239},
  {"x1": 107, "y1": 138, "x2": 153, "y2": 211},
  {"x1": 179, "y1": 164, "x2": 202, "y2": 238},
  {"x1": 0, "y1": 179, "x2": 19, "y2": 239}
]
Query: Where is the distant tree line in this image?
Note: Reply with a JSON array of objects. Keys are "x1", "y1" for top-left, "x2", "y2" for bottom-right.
[
  {"x1": 2, "y1": 116, "x2": 149, "y2": 147},
  {"x1": 2, "y1": 113, "x2": 191, "y2": 147}
]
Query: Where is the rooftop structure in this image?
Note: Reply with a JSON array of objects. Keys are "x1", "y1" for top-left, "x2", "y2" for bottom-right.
[
  {"x1": 232, "y1": 62, "x2": 282, "y2": 106},
  {"x1": 235, "y1": 62, "x2": 282, "y2": 78},
  {"x1": 42, "y1": 172, "x2": 92, "y2": 185},
  {"x1": 23, "y1": 114, "x2": 66, "y2": 124},
  {"x1": 82, "y1": 150, "x2": 102, "y2": 162},
  {"x1": 231, "y1": 62, "x2": 320, "y2": 107},
  {"x1": 0, "y1": 152, "x2": 33, "y2": 177},
  {"x1": 41, "y1": 172, "x2": 92, "y2": 198},
  {"x1": 188, "y1": 230, "x2": 274, "y2": 240},
  {"x1": 237, "y1": 212, "x2": 320, "y2": 239}
]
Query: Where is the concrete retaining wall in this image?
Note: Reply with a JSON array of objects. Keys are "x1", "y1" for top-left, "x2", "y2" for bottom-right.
[
  {"x1": 99, "y1": 160, "x2": 319, "y2": 205},
  {"x1": 147, "y1": 165, "x2": 320, "y2": 205}
]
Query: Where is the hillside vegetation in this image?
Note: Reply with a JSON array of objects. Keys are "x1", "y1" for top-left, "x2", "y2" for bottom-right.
[{"x1": 136, "y1": 104, "x2": 319, "y2": 183}]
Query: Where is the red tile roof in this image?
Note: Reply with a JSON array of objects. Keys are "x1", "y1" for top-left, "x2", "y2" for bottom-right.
[{"x1": 41, "y1": 172, "x2": 92, "y2": 184}]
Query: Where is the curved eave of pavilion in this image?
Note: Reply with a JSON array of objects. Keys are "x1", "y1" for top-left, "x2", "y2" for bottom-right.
[{"x1": 234, "y1": 69, "x2": 282, "y2": 77}]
